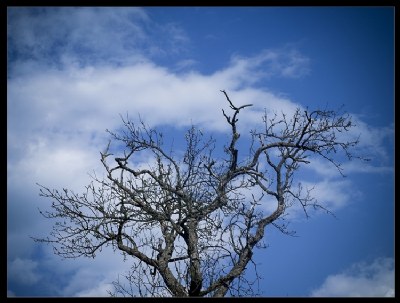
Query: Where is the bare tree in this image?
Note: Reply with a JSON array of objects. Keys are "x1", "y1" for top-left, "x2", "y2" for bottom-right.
[{"x1": 33, "y1": 90, "x2": 363, "y2": 297}]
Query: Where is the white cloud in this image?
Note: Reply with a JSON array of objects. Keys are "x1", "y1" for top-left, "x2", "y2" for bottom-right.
[
  {"x1": 310, "y1": 257, "x2": 394, "y2": 297},
  {"x1": 7, "y1": 59, "x2": 306, "y2": 147},
  {"x1": 8, "y1": 258, "x2": 41, "y2": 285},
  {"x1": 8, "y1": 137, "x2": 100, "y2": 192}
]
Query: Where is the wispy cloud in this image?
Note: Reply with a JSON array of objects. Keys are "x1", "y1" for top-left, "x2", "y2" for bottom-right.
[
  {"x1": 7, "y1": 7, "x2": 189, "y2": 72},
  {"x1": 310, "y1": 257, "x2": 394, "y2": 297},
  {"x1": 351, "y1": 118, "x2": 394, "y2": 165},
  {"x1": 307, "y1": 159, "x2": 392, "y2": 180},
  {"x1": 303, "y1": 178, "x2": 361, "y2": 211},
  {"x1": 217, "y1": 48, "x2": 310, "y2": 89},
  {"x1": 244, "y1": 48, "x2": 309, "y2": 78},
  {"x1": 174, "y1": 58, "x2": 198, "y2": 71}
]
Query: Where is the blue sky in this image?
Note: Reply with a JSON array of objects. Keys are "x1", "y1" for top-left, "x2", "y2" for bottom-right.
[{"x1": 7, "y1": 7, "x2": 394, "y2": 297}]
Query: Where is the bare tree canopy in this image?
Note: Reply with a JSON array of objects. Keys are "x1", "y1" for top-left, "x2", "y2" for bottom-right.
[{"x1": 33, "y1": 90, "x2": 363, "y2": 297}]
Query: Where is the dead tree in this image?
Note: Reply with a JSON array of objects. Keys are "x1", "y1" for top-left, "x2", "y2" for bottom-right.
[{"x1": 33, "y1": 90, "x2": 362, "y2": 297}]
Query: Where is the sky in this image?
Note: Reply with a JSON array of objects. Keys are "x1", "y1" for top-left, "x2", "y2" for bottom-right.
[{"x1": 7, "y1": 7, "x2": 394, "y2": 297}]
